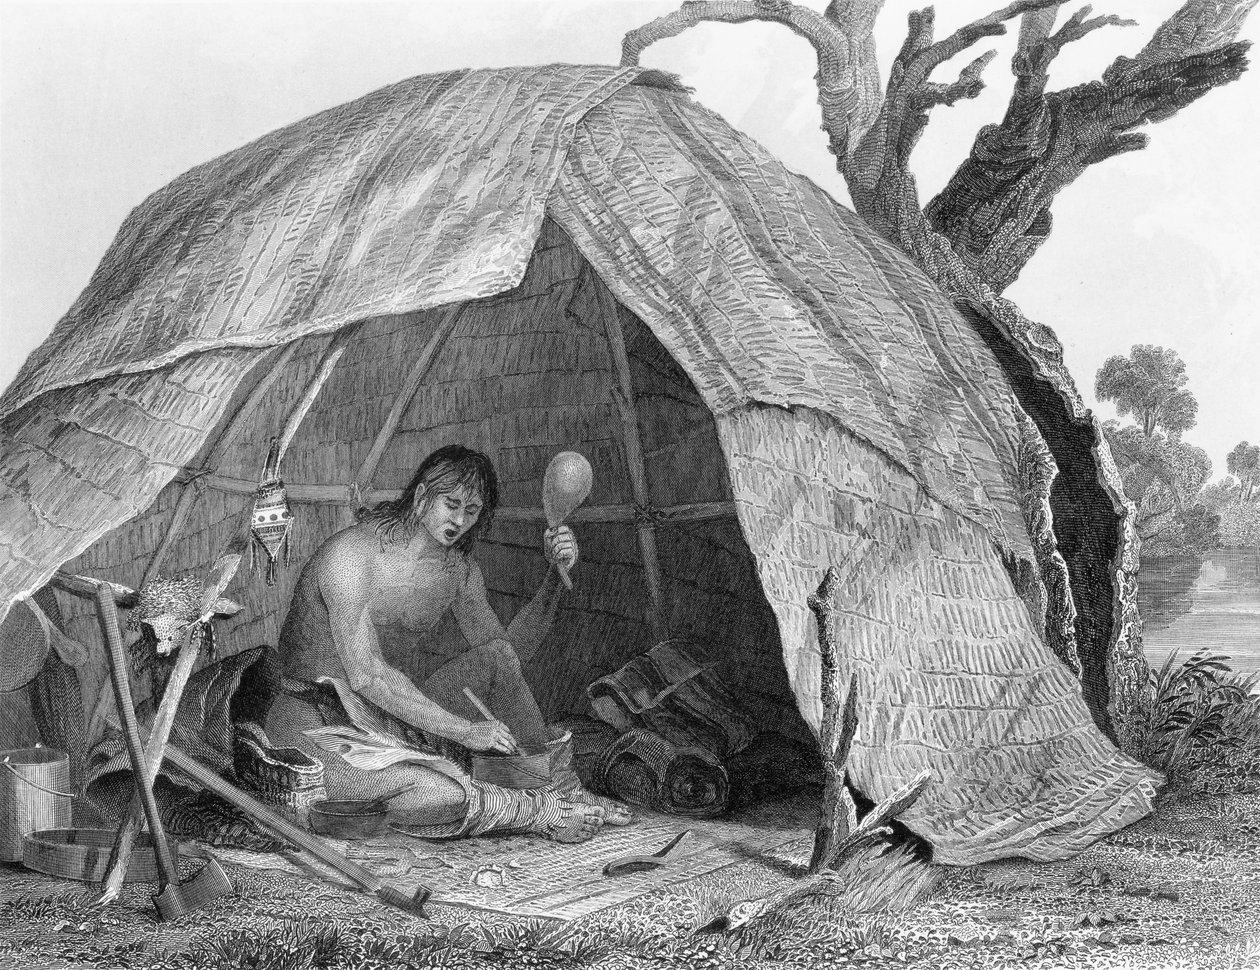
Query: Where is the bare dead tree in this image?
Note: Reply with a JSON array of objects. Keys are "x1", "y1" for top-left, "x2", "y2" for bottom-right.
[
  {"x1": 928, "y1": 3, "x2": 1254, "y2": 290},
  {"x1": 622, "y1": 0, "x2": 1251, "y2": 295},
  {"x1": 621, "y1": 0, "x2": 1254, "y2": 741}
]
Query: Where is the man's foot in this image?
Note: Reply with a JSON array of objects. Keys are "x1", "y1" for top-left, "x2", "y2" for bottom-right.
[
  {"x1": 465, "y1": 782, "x2": 608, "y2": 843},
  {"x1": 545, "y1": 729, "x2": 635, "y2": 826},
  {"x1": 558, "y1": 788, "x2": 634, "y2": 826},
  {"x1": 529, "y1": 791, "x2": 606, "y2": 843}
]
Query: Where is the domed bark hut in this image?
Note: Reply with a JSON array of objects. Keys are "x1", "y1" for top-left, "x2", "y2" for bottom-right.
[{"x1": 0, "y1": 65, "x2": 1158, "y2": 865}]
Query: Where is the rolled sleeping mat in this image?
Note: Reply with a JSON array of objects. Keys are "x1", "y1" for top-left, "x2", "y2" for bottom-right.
[{"x1": 596, "y1": 728, "x2": 729, "y2": 818}]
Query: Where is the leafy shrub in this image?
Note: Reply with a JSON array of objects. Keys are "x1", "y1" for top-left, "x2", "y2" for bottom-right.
[{"x1": 1121, "y1": 650, "x2": 1260, "y2": 793}]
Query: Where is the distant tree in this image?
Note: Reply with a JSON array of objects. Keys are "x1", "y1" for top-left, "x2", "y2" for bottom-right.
[
  {"x1": 1103, "y1": 421, "x2": 1217, "y2": 558},
  {"x1": 1218, "y1": 502, "x2": 1260, "y2": 548},
  {"x1": 1200, "y1": 476, "x2": 1242, "y2": 511},
  {"x1": 1226, "y1": 441, "x2": 1260, "y2": 501},
  {"x1": 1095, "y1": 345, "x2": 1198, "y2": 439}
]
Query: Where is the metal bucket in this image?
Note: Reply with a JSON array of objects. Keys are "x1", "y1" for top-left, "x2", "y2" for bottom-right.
[{"x1": 0, "y1": 746, "x2": 72, "y2": 861}]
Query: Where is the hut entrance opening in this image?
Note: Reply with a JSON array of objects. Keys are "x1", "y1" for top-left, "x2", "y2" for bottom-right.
[{"x1": 53, "y1": 217, "x2": 817, "y2": 819}]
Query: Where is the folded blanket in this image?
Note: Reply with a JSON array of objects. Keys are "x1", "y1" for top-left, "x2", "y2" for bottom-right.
[
  {"x1": 596, "y1": 728, "x2": 729, "y2": 818},
  {"x1": 587, "y1": 639, "x2": 757, "y2": 760}
]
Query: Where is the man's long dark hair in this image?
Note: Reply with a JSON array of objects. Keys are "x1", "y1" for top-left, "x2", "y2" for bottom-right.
[{"x1": 357, "y1": 444, "x2": 498, "y2": 551}]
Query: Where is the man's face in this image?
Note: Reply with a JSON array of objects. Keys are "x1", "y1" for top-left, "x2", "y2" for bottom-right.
[{"x1": 419, "y1": 484, "x2": 483, "y2": 548}]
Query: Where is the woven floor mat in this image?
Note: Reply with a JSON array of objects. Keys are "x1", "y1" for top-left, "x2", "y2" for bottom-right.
[{"x1": 320, "y1": 793, "x2": 819, "y2": 921}]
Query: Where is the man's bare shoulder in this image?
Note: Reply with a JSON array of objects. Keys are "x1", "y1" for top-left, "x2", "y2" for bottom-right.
[{"x1": 306, "y1": 525, "x2": 390, "y2": 577}]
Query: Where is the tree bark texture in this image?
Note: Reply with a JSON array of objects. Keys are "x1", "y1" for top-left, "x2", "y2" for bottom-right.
[{"x1": 928, "y1": 2, "x2": 1252, "y2": 291}]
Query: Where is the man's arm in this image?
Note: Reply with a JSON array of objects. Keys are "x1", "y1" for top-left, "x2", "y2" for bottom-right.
[
  {"x1": 453, "y1": 558, "x2": 564, "y2": 666},
  {"x1": 319, "y1": 546, "x2": 474, "y2": 744},
  {"x1": 508, "y1": 525, "x2": 576, "y2": 663}
]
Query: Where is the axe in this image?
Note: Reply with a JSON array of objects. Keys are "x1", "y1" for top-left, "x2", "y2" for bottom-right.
[{"x1": 92, "y1": 559, "x2": 240, "y2": 917}]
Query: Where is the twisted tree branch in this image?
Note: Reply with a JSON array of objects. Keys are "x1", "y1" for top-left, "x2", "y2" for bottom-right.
[
  {"x1": 621, "y1": 0, "x2": 885, "y2": 162},
  {"x1": 844, "y1": 0, "x2": 1061, "y2": 246},
  {"x1": 929, "y1": 0, "x2": 1254, "y2": 291}
]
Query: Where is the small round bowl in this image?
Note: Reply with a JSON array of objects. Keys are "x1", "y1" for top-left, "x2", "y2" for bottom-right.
[{"x1": 308, "y1": 799, "x2": 388, "y2": 839}]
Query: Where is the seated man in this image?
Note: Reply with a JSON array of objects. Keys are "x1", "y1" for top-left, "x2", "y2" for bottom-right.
[{"x1": 266, "y1": 444, "x2": 629, "y2": 842}]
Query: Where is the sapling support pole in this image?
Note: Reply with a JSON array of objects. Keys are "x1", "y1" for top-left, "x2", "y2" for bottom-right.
[
  {"x1": 143, "y1": 341, "x2": 301, "y2": 587},
  {"x1": 353, "y1": 305, "x2": 467, "y2": 501},
  {"x1": 273, "y1": 327, "x2": 362, "y2": 467},
  {"x1": 591, "y1": 270, "x2": 670, "y2": 643},
  {"x1": 806, "y1": 567, "x2": 861, "y2": 874}
]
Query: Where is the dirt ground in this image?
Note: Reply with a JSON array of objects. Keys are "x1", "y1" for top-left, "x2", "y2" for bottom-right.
[{"x1": 0, "y1": 790, "x2": 1257, "y2": 970}]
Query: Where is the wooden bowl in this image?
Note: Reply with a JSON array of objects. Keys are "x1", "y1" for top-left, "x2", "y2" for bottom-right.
[
  {"x1": 23, "y1": 828, "x2": 177, "y2": 883},
  {"x1": 308, "y1": 799, "x2": 388, "y2": 839},
  {"x1": 471, "y1": 749, "x2": 552, "y2": 790}
]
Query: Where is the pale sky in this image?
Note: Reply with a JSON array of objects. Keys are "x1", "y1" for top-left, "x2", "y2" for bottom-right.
[{"x1": 2, "y1": 0, "x2": 1256, "y2": 477}]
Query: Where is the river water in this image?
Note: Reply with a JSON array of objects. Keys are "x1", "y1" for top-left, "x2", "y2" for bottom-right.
[{"x1": 1137, "y1": 548, "x2": 1260, "y2": 684}]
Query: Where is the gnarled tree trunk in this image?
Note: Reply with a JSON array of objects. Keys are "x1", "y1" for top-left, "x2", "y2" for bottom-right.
[{"x1": 621, "y1": 0, "x2": 1254, "y2": 742}]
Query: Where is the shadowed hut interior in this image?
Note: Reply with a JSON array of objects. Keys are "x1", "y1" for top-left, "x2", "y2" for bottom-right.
[{"x1": 49, "y1": 216, "x2": 814, "y2": 776}]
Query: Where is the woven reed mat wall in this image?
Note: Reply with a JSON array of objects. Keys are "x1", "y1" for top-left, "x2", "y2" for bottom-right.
[{"x1": 56, "y1": 217, "x2": 807, "y2": 746}]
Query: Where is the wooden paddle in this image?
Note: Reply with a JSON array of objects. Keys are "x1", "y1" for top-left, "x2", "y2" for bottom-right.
[{"x1": 542, "y1": 451, "x2": 592, "y2": 589}]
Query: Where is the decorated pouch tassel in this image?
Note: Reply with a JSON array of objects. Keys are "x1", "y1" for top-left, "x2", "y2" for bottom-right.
[{"x1": 250, "y1": 439, "x2": 294, "y2": 587}]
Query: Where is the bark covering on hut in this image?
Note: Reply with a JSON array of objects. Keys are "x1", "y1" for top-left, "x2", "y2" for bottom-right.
[{"x1": 0, "y1": 64, "x2": 1158, "y2": 865}]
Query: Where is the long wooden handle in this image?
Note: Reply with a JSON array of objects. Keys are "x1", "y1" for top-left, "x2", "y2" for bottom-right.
[
  {"x1": 95, "y1": 585, "x2": 180, "y2": 885},
  {"x1": 161, "y1": 743, "x2": 394, "y2": 895},
  {"x1": 461, "y1": 688, "x2": 523, "y2": 754},
  {"x1": 546, "y1": 526, "x2": 575, "y2": 590},
  {"x1": 461, "y1": 687, "x2": 494, "y2": 722},
  {"x1": 100, "y1": 628, "x2": 204, "y2": 900}
]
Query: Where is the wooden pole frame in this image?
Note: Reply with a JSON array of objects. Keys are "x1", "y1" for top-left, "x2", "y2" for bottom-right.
[
  {"x1": 273, "y1": 326, "x2": 362, "y2": 468},
  {"x1": 162, "y1": 471, "x2": 738, "y2": 524},
  {"x1": 142, "y1": 341, "x2": 302, "y2": 586},
  {"x1": 590, "y1": 269, "x2": 670, "y2": 643},
  {"x1": 353, "y1": 305, "x2": 466, "y2": 498}
]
